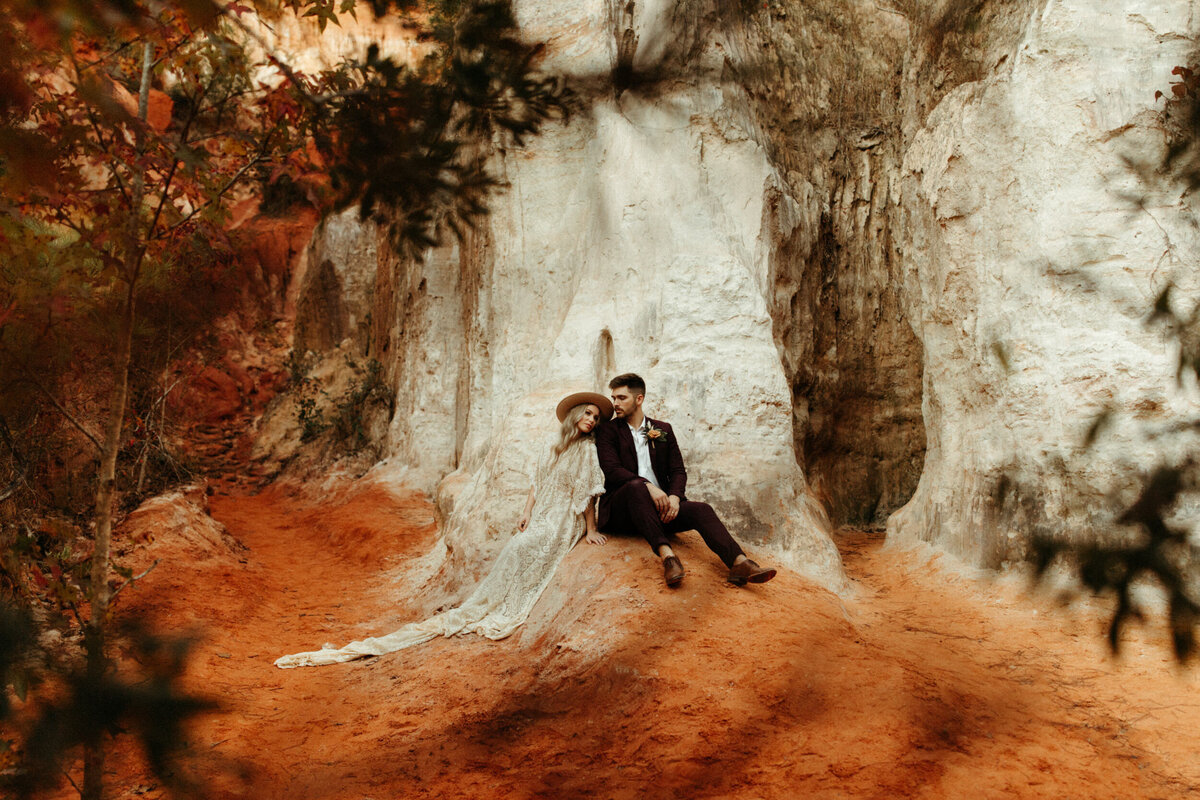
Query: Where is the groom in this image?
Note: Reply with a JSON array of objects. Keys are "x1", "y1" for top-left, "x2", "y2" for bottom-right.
[{"x1": 595, "y1": 373, "x2": 776, "y2": 588}]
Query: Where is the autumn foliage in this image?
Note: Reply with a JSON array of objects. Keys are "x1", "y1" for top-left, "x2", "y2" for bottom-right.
[{"x1": 0, "y1": 0, "x2": 568, "y2": 795}]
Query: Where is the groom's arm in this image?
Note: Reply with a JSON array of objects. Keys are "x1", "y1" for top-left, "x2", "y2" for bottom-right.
[
  {"x1": 661, "y1": 422, "x2": 687, "y2": 499},
  {"x1": 595, "y1": 422, "x2": 644, "y2": 491}
]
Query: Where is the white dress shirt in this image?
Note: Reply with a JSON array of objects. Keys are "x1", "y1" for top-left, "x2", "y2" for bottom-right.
[{"x1": 628, "y1": 419, "x2": 661, "y2": 488}]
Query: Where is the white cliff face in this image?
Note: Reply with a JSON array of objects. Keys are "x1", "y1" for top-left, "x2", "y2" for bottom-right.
[
  {"x1": 285, "y1": 1, "x2": 846, "y2": 590},
  {"x1": 240, "y1": 9, "x2": 433, "y2": 81},
  {"x1": 294, "y1": 209, "x2": 380, "y2": 354},
  {"x1": 889, "y1": 0, "x2": 1200, "y2": 564},
  {"x1": 412, "y1": 0, "x2": 843, "y2": 589}
]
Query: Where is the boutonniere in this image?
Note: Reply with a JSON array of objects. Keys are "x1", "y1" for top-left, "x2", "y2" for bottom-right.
[{"x1": 644, "y1": 423, "x2": 668, "y2": 445}]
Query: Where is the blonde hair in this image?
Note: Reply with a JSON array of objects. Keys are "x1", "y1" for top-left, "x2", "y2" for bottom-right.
[{"x1": 553, "y1": 403, "x2": 596, "y2": 459}]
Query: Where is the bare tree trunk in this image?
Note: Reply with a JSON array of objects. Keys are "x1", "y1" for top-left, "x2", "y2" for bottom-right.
[{"x1": 82, "y1": 39, "x2": 153, "y2": 800}]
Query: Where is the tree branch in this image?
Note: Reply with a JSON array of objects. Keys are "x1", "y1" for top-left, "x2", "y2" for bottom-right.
[
  {"x1": 14, "y1": 367, "x2": 103, "y2": 453},
  {"x1": 109, "y1": 559, "x2": 160, "y2": 603},
  {"x1": 66, "y1": 49, "x2": 131, "y2": 205},
  {"x1": 76, "y1": 39, "x2": 137, "y2": 72},
  {"x1": 0, "y1": 414, "x2": 29, "y2": 503},
  {"x1": 162, "y1": 151, "x2": 267, "y2": 235},
  {"x1": 143, "y1": 75, "x2": 208, "y2": 241},
  {"x1": 61, "y1": 767, "x2": 82, "y2": 797}
]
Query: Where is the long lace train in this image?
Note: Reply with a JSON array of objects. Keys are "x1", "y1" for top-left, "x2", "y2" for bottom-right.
[{"x1": 275, "y1": 438, "x2": 605, "y2": 668}]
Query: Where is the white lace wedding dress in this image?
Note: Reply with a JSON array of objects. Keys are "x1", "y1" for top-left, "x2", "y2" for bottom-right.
[{"x1": 275, "y1": 438, "x2": 605, "y2": 668}]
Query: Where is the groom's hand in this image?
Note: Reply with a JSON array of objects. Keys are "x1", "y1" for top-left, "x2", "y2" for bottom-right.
[
  {"x1": 661, "y1": 495, "x2": 680, "y2": 523},
  {"x1": 647, "y1": 483, "x2": 671, "y2": 516}
]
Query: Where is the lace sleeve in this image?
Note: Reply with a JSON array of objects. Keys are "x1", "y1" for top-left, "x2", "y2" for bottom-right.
[{"x1": 568, "y1": 441, "x2": 607, "y2": 515}]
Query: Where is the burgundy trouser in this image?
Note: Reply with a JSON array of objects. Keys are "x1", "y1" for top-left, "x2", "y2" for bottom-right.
[{"x1": 602, "y1": 480, "x2": 745, "y2": 568}]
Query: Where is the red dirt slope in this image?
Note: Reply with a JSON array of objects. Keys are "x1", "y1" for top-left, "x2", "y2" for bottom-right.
[{"x1": 99, "y1": 481, "x2": 1199, "y2": 799}]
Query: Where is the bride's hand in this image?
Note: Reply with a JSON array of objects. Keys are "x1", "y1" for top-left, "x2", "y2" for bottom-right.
[
  {"x1": 585, "y1": 530, "x2": 607, "y2": 545},
  {"x1": 518, "y1": 514, "x2": 529, "y2": 531}
]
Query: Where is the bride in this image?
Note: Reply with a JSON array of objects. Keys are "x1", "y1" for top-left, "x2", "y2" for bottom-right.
[{"x1": 275, "y1": 391, "x2": 613, "y2": 668}]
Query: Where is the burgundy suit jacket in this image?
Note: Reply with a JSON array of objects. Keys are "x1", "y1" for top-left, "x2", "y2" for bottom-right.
[{"x1": 594, "y1": 417, "x2": 687, "y2": 530}]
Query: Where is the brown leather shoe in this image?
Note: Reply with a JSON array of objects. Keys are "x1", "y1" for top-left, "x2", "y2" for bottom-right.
[
  {"x1": 728, "y1": 559, "x2": 776, "y2": 586},
  {"x1": 663, "y1": 556, "x2": 685, "y2": 587}
]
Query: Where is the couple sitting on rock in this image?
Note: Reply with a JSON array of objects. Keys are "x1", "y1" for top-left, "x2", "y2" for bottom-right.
[{"x1": 276, "y1": 373, "x2": 775, "y2": 668}]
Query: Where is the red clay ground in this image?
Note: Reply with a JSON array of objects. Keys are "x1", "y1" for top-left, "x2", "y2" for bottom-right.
[{"x1": 92, "y1": 481, "x2": 1200, "y2": 799}]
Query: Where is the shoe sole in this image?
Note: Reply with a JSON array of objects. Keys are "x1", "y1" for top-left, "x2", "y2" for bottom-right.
[{"x1": 729, "y1": 568, "x2": 777, "y2": 586}]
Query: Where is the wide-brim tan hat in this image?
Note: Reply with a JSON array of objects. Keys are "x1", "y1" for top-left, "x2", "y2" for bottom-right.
[{"x1": 555, "y1": 391, "x2": 613, "y2": 422}]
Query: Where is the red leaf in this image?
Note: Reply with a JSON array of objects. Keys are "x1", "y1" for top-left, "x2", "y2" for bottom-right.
[
  {"x1": 1155, "y1": 90, "x2": 1164, "y2": 101},
  {"x1": 1172, "y1": 83, "x2": 1187, "y2": 98}
]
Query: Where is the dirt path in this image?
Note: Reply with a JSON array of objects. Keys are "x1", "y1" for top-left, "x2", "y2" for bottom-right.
[{"x1": 102, "y1": 483, "x2": 1200, "y2": 799}]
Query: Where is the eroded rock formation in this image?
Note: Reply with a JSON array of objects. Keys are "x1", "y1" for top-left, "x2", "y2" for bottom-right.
[
  {"x1": 274, "y1": 0, "x2": 1200, "y2": 586},
  {"x1": 890, "y1": 1, "x2": 1200, "y2": 565}
]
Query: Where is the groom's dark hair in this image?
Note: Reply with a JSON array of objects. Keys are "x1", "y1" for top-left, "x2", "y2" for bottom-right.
[{"x1": 609, "y1": 373, "x2": 646, "y2": 395}]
